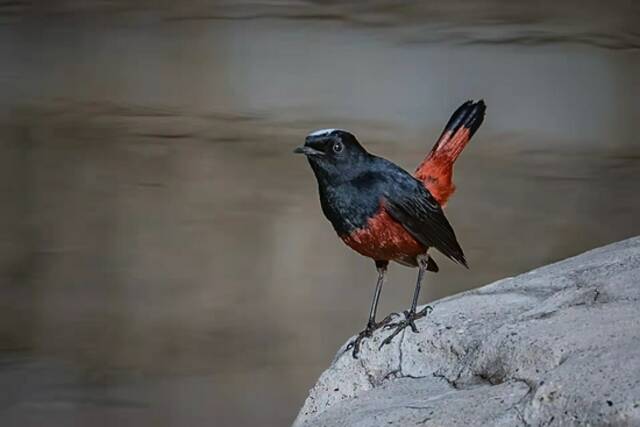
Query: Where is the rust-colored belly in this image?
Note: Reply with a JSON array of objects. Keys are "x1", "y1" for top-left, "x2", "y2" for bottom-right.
[{"x1": 341, "y1": 208, "x2": 426, "y2": 265}]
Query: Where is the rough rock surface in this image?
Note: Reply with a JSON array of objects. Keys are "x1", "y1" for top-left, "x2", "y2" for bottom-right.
[{"x1": 293, "y1": 237, "x2": 640, "y2": 427}]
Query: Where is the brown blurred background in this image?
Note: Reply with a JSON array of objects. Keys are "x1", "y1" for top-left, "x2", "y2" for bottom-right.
[{"x1": 0, "y1": 1, "x2": 639, "y2": 426}]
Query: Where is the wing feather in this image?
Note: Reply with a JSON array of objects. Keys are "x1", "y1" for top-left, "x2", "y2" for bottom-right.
[{"x1": 382, "y1": 175, "x2": 467, "y2": 267}]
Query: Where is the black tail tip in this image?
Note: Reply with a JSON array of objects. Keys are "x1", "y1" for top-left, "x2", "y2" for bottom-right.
[
  {"x1": 457, "y1": 254, "x2": 469, "y2": 269},
  {"x1": 443, "y1": 99, "x2": 487, "y2": 139}
]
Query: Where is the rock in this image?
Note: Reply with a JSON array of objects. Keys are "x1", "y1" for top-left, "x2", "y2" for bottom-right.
[{"x1": 293, "y1": 237, "x2": 640, "y2": 427}]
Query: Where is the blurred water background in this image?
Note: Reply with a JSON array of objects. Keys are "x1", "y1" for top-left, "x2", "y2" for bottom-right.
[{"x1": 0, "y1": 1, "x2": 639, "y2": 426}]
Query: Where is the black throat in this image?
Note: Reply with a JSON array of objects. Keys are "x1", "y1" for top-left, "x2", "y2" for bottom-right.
[{"x1": 309, "y1": 156, "x2": 385, "y2": 237}]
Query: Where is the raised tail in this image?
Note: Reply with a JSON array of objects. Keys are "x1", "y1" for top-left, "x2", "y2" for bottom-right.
[{"x1": 414, "y1": 100, "x2": 486, "y2": 206}]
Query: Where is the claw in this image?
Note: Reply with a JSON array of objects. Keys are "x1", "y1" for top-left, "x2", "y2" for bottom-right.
[
  {"x1": 383, "y1": 310, "x2": 407, "y2": 329},
  {"x1": 379, "y1": 306, "x2": 433, "y2": 349},
  {"x1": 416, "y1": 305, "x2": 433, "y2": 317},
  {"x1": 345, "y1": 320, "x2": 378, "y2": 358},
  {"x1": 377, "y1": 312, "x2": 399, "y2": 327},
  {"x1": 379, "y1": 326, "x2": 404, "y2": 348},
  {"x1": 346, "y1": 313, "x2": 405, "y2": 358},
  {"x1": 346, "y1": 330, "x2": 370, "y2": 358}
]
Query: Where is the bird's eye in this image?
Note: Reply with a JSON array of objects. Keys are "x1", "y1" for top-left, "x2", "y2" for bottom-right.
[{"x1": 332, "y1": 141, "x2": 343, "y2": 153}]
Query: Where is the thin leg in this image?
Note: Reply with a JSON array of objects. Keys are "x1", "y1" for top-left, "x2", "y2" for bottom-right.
[
  {"x1": 379, "y1": 255, "x2": 433, "y2": 348},
  {"x1": 346, "y1": 260, "x2": 390, "y2": 358},
  {"x1": 366, "y1": 260, "x2": 388, "y2": 328},
  {"x1": 409, "y1": 260, "x2": 426, "y2": 314}
]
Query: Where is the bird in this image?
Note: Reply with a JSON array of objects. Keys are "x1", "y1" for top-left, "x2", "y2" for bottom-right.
[{"x1": 294, "y1": 100, "x2": 486, "y2": 357}]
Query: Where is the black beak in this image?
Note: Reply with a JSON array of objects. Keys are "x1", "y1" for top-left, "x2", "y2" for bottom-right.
[{"x1": 293, "y1": 146, "x2": 324, "y2": 156}]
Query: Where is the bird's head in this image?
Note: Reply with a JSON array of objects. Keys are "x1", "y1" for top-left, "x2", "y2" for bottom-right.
[{"x1": 294, "y1": 129, "x2": 368, "y2": 183}]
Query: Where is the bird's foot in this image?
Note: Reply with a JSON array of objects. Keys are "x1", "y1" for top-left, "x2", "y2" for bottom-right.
[
  {"x1": 346, "y1": 321, "x2": 375, "y2": 359},
  {"x1": 376, "y1": 311, "x2": 401, "y2": 327},
  {"x1": 346, "y1": 314, "x2": 400, "y2": 358},
  {"x1": 379, "y1": 306, "x2": 433, "y2": 348}
]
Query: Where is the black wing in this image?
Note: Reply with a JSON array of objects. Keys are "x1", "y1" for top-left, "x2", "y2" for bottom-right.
[{"x1": 382, "y1": 172, "x2": 467, "y2": 267}]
